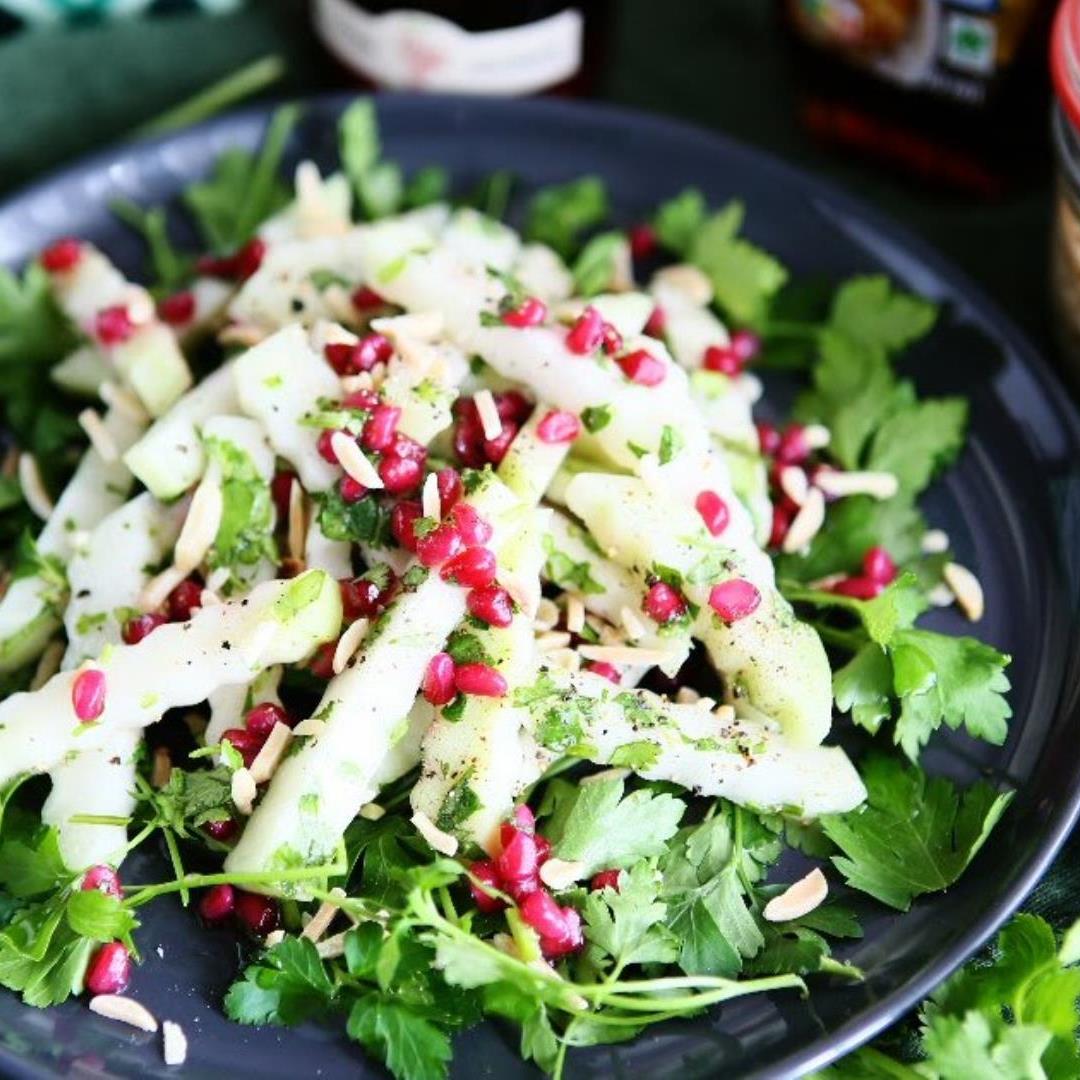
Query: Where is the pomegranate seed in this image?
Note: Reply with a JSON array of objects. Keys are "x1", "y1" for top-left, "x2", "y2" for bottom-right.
[
  {"x1": 72, "y1": 668, "x2": 106, "y2": 723},
  {"x1": 535, "y1": 835, "x2": 552, "y2": 864},
  {"x1": 519, "y1": 889, "x2": 568, "y2": 939},
  {"x1": 234, "y1": 238, "x2": 266, "y2": 281},
  {"x1": 339, "y1": 475, "x2": 368, "y2": 503},
  {"x1": 565, "y1": 306, "x2": 604, "y2": 354},
  {"x1": 85, "y1": 942, "x2": 131, "y2": 995},
  {"x1": 355, "y1": 333, "x2": 394, "y2": 371},
  {"x1": 379, "y1": 454, "x2": 423, "y2": 495},
  {"x1": 644, "y1": 305, "x2": 666, "y2": 337},
  {"x1": 453, "y1": 422, "x2": 485, "y2": 468},
  {"x1": 234, "y1": 891, "x2": 281, "y2": 936},
  {"x1": 590, "y1": 869, "x2": 622, "y2": 892},
  {"x1": 198, "y1": 884, "x2": 236, "y2": 924},
  {"x1": 423, "y1": 652, "x2": 458, "y2": 707},
  {"x1": 628, "y1": 223, "x2": 657, "y2": 260},
  {"x1": 451, "y1": 504, "x2": 493, "y2": 547},
  {"x1": 317, "y1": 429, "x2": 343, "y2": 465},
  {"x1": 536, "y1": 410, "x2": 581, "y2": 445},
  {"x1": 309, "y1": 641, "x2": 337, "y2": 679},
  {"x1": 415, "y1": 522, "x2": 464, "y2": 567},
  {"x1": 81, "y1": 865, "x2": 122, "y2": 899},
  {"x1": 324, "y1": 342, "x2": 359, "y2": 376},
  {"x1": 730, "y1": 329, "x2": 761, "y2": 363},
  {"x1": 455, "y1": 662, "x2": 508, "y2": 698},
  {"x1": 441, "y1": 546, "x2": 498, "y2": 589},
  {"x1": 468, "y1": 860, "x2": 505, "y2": 913},
  {"x1": 167, "y1": 579, "x2": 203, "y2": 622},
  {"x1": 695, "y1": 491, "x2": 730, "y2": 536},
  {"x1": 221, "y1": 728, "x2": 262, "y2": 768},
  {"x1": 204, "y1": 818, "x2": 238, "y2": 842},
  {"x1": 95, "y1": 305, "x2": 134, "y2": 346},
  {"x1": 351, "y1": 285, "x2": 384, "y2": 310},
  {"x1": 585, "y1": 661, "x2": 621, "y2": 684},
  {"x1": 341, "y1": 570, "x2": 397, "y2": 620},
  {"x1": 702, "y1": 344, "x2": 744, "y2": 377},
  {"x1": 510, "y1": 804, "x2": 536, "y2": 833},
  {"x1": 362, "y1": 404, "x2": 401, "y2": 452},
  {"x1": 271, "y1": 470, "x2": 297, "y2": 520},
  {"x1": 467, "y1": 584, "x2": 514, "y2": 627},
  {"x1": 541, "y1": 906, "x2": 584, "y2": 957},
  {"x1": 756, "y1": 421, "x2": 781, "y2": 457},
  {"x1": 618, "y1": 349, "x2": 666, "y2": 386},
  {"x1": 601, "y1": 322, "x2": 623, "y2": 355},
  {"x1": 343, "y1": 388, "x2": 380, "y2": 411},
  {"x1": 831, "y1": 576, "x2": 885, "y2": 600},
  {"x1": 483, "y1": 421, "x2": 519, "y2": 465},
  {"x1": 121, "y1": 613, "x2": 165, "y2": 645},
  {"x1": 497, "y1": 829, "x2": 539, "y2": 888},
  {"x1": 501, "y1": 297, "x2": 547, "y2": 328},
  {"x1": 643, "y1": 581, "x2": 687, "y2": 624},
  {"x1": 495, "y1": 391, "x2": 533, "y2": 423},
  {"x1": 157, "y1": 290, "x2": 196, "y2": 326},
  {"x1": 862, "y1": 546, "x2": 897, "y2": 585},
  {"x1": 769, "y1": 502, "x2": 793, "y2": 549},
  {"x1": 391, "y1": 433, "x2": 427, "y2": 463},
  {"x1": 708, "y1": 579, "x2": 762, "y2": 623},
  {"x1": 776, "y1": 425, "x2": 810, "y2": 465},
  {"x1": 245, "y1": 702, "x2": 291, "y2": 739},
  {"x1": 436, "y1": 467, "x2": 463, "y2": 512},
  {"x1": 40, "y1": 237, "x2": 82, "y2": 273},
  {"x1": 391, "y1": 501, "x2": 423, "y2": 551}
]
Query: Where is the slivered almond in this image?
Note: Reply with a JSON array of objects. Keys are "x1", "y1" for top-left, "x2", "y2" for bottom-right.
[
  {"x1": 18, "y1": 453, "x2": 52, "y2": 520},
  {"x1": 564, "y1": 593, "x2": 585, "y2": 635},
  {"x1": 713, "y1": 703, "x2": 736, "y2": 725},
  {"x1": 31, "y1": 640, "x2": 64, "y2": 691},
  {"x1": 411, "y1": 810, "x2": 458, "y2": 856},
  {"x1": 921, "y1": 529, "x2": 950, "y2": 554},
  {"x1": 199, "y1": 589, "x2": 221, "y2": 607},
  {"x1": 249, "y1": 721, "x2": 294, "y2": 784},
  {"x1": 218, "y1": 322, "x2": 266, "y2": 348},
  {"x1": 162, "y1": 1020, "x2": 188, "y2": 1067},
  {"x1": 579, "y1": 644, "x2": 675, "y2": 666},
  {"x1": 814, "y1": 469, "x2": 898, "y2": 500},
  {"x1": 474, "y1": 389, "x2": 502, "y2": 441},
  {"x1": 943, "y1": 562, "x2": 984, "y2": 621},
  {"x1": 735, "y1": 372, "x2": 764, "y2": 404},
  {"x1": 300, "y1": 887, "x2": 346, "y2": 942},
  {"x1": 316, "y1": 932, "x2": 348, "y2": 960},
  {"x1": 330, "y1": 432, "x2": 383, "y2": 489},
  {"x1": 265, "y1": 929, "x2": 286, "y2": 948},
  {"x1": 653, "y1": 263, "x2": 712, "y2": 306},
  {"x1": 78, "y1": 408, "x2": 119, "y2": 464},
  {"x1": 803, "y1": 423, "x2": 831, "y2": 450},
  {"x1": 292, "y1": 715, "x2": 328, "y2": 738},
  {"x1": 782, "y1": 487, "x2": 826, "y2": 554},
  {"x1": 539, "y1": 859, "x2": 585, "y2": 890},
  {"x1": 332, "y1": 617, "x2": 369, "y2": 674},
  {"x1": 89, "y1": 994, "x2": 159, "y2": 1032},
  {"x1": 175, "y1": 466, "x2": 223, "y2": 573},
  {"x1": 125, "y1": 287, "x2": 155, "y2": 326},
  {"x1": 534, "y1": 597, "x2": 560, "y2": 631},
  {"x1": 287, "y1": 479, "x2": 306, "y2": 562},
  {"x1": 598, "y1": 622, "x2": 628, "y2": 646},
  {"x1": 310, "y1": 319, "x2": 359, "y2": 353},
  {"x1": 763, "y1": 868, "x2": 828, "y2": 923},
  {"x1": 341, "y1": 372, "x2": 375, "y2": 394},
  {"x1": 323, "y1": 284, "x2": 359, "y2": 322},
  {"x1": 152, "y1": 747, "x2": 172, "y2": 789},
  {"x1": 537, "y1": 630, "x2": 572, "y2": 651},
  {"x1": 502, "y1": 569, "x2": 540, "y2": 619},
  {"x1": 778, "y1": 465, "x2": 809, "y2": 507},
  {"x1": 360, "y1": 802, "x2": 385, "y2": 821},
  {"x1": 928, "y1": 583, "x2": 955, "y2": 608},
  {"x1": 371, "y1": 310, "x2": 444, "y2": 342},
  {"x1": 422, "y1": 471, "x2": 441, "y2": 520},
  {"x1": 138, "y1": 564, "x2": 187, "y2": 614},
  {"x1": 547, "y1": 647, "x2": 581, "y2": 672},
  {"x1": 808, "y1": 572, "x2": 847, "y2": 592},
  {"x1": 619, "y1": 605, "x2": 647, "y2": 642},
  {"x1": 231, "y1": 768, "x2": 257, "y2": 815},
  {"x1": 675, "y1": 686, "x2": 701, "y2": 704},
  {"x1": 99, "y1": 380, "x2": 149, "y2": 424}
]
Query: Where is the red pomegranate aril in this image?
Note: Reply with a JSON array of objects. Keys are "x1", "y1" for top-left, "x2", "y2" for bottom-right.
[
  {"x1": 618, "y1": 349, "x2": 666, "y2": 386},
  {"x1": 542, "y1": 906, "x2": 584, "y2": 957},
  {"x1": 519, "y1": 889, "x2": 568, "y2": 940},
  {"x1": 730, "y1": 328, "x2": 762, "y2": 363},
  {"x1": 271, "y1": 470, "x2": 297, "y2": 520},
  {"x1": 198, "y1": 884, "x2": 236, "y2": 924},
  {"x1": 436, "y1": 467, "x2": 463, "y2": 512},
  {"x1": 309, "y1": 641, "x2": 337, "y2": 680},
  {"x1": 390, "y1": 432, "x2": 427, "y2": 462},
  {"x1": 535, "y1": 834, "x2": 552, "y2": 864},
  {"x1": 341, "y1": 571, "x2": 397, "y2": 620},
  {"x1": 468, "y1": 860, "x2": 505, "y2": 913},
  {"x1": 234, "y1": 891, "x2": 281, "y2": 937},
  {"x1": 862, "y1": 546, "x2": 897, "y2": 585},
  {"x1": 510, "y1": 803, "x2": 536, "y2": 834},
  {"x1": 342, "y1": 388, "x2": 380, "y2": 411},
  {"x1": 565, "y1": 306, "x2": 604, "y2": 354},
  {"x1": 453, "y1": 423, "x2": 486, "y2": 469},
  {"x1": 628, "y1": 222, "x2": 657, "y2": 260},
  {"x1": 590, "y1": 869, "x2": 622, "y2": 892},
  {"x1": 317, "y1": 428, "x2": 343, "y2": 465},
  {"x1": 245, "y1": 702, "x2": 291, "y2": 739},
  {"x1": 95, "y1": 305, "x2": 134, "y2": 346},
  {"x1": 769, "y1": 502, "x2": 793, "y2": 549},
  {"x1": 644, "y1": 305, "x2": 666, "y2": 337},
  {"x1": 501, "y1": 297, "x2": 547, "y2": 328},
  {"x1": 81, "y1": 865, "x2": 122, "y2": 899},
  {"x1": 756, "y1": 421, "x2": 782, "y2": 457},
  {"x1": 495, "y1": 390, "x2": 532, "y2": 423},
  {"x1": 497, "y1": 828, "x2": 539, "y2": 886},
  {"x1": 339, "y1": 475, "x2": 368, "y2": 503},
  {"x1": 41, "y1": 237, "x2": 82, "y2": 273},
  {"x1": 72, "y1": 668, "x2": 106, "y2": 723},
  {"x1": 121, "y1": 613, "x2": 165, "y2": 645},
  {"x1": 379, "y1": 454, "x2": 424, "y2": 496},
  {"x1": 362, "y1": 404, "x2": 401, "y2": 452},
  {"x1": 423, "y1": 652, "x2": 458, "y2": 707},
  {"x1": 702, "y1": 344, "x2": 744, "y2": 377},
  {"x1": 204, "y1": 818, "x2": 238, "y2": 842},
  {"x1": 467, "y1": 584, "x2": 514, "y2": 628},
  {"x1": 355, "y1": 333, "x2": 394, "y2": 371},
  {"x1": 708, "y1": 579, "x2": 762, "y2": 623},
  {"x1": 440, "y1": 546, "x2": 497, "y2": 589},
  {"x1": 324, "y1": 342, "x2": 359, "y2": 376},
  {"x1": 455, "y1": 662, "x2": 508, "y2": 698},
  {"x1": 831, "y1": 576, "x2": 885, "y2": 600},
  {"x1": 85, "y1": 942, "x2": 131, "y2": 996},
  {"x1": 695, "y1": 490, "x2": 730, "y2": 537},
  {"x1": 234, "y1": 238, "x2": 266, "y2": 281},
  {"x1": 601, "y1": 322, "x2": 623, "y2": 355},
  {"x1": 351, "y1": 285, "x2": 384, "y2": 310},
  {"x1": 483, "y1": 421, "x2": 518, "y2": 465},
  {"x1": 157, "y1": 290, "x2": 196, "y2": 326},
  {"x1": 776, "y1": 425, "x2": 810, "y2": 466},
  {"x1": 415, "y1": 522, "x2": 464, "y2": 567},
  {"x1": 585, "y1": 661, "x2": 621, "y2": 684},
  {"x1": 391, "y1": 501, "x2": 423, "y2": 551},
  {"x1": 536, "y1": 410, "x2": 581, "y2": 445},
  {"x1": 643, "y1": 581, "x2": 687, "y2": 624},
  {"x1": 451, "y1": 503, "x2": 493, "y2": 547},
  {"x1": 222, "y1": 728, "x2": 263, "y2": 768},
  {"x1": 168, "y1": 579, "x2": 203, "y2": 622}
]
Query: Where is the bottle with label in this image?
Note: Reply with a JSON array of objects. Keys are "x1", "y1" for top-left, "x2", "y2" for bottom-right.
[
  {"x1": 312, "y1": 1, "x2": 605, "y2": 97},
  {"x1": 780, "y1": 0, "x2": 1054, "y2": 195}
]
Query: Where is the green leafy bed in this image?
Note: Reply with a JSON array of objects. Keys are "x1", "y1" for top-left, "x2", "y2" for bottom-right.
[{"x1": 0, "y1": 98, "x2": 1047, "y2": 1079}]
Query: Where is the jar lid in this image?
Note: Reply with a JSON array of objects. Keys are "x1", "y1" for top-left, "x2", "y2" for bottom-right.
[{"x1": 1052, "y1": 0, "x2": 1080, "y2": 131}]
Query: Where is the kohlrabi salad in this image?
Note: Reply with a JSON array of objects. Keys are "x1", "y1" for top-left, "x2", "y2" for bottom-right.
[{"x1": 0, "y1": 99, "x2": 1013, "y2": 1076}]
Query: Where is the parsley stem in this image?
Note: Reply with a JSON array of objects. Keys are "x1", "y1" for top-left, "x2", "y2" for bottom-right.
[
  {"x1": 162, "y1": 829, "x2": 189, "y2": 907},
  {"x1": 68, "y1": 813, "x2": 130, "y2": 826},
  {"x1": 123, "y1": 860, "x2": 345, "y2": 907},
  {"x1": 584, "y1": 974, "x2": 804, "y2": 1012}
]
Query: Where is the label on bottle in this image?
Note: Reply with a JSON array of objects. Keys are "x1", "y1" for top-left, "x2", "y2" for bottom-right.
[{"x1": 314, "y1": 1, "x2": 585, "y2": 95}]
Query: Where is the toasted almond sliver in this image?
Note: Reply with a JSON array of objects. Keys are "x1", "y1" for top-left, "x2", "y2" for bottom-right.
[
  {"x1": 675, "y1": 686, "x2": 701, "y2": 704},
  {"x1": 360, "y1": 802, "x2": 385, "y2": 821},
  {"x1": 31, "y1": 640, "x2": 64, "y2": 692},
  {"x1": 474, "y1": 389, "x2": 502, "y2": 442},
  {"x1": 125, "y1": 287, "x2": 155, "y2": 326},
  {"x1": 619, "y1": 605, "x2": 647, "y2": 642},
  {"x1": 287, "y1": 478, "x2": 307, "y2": 562},
  {"x1": 331, "y1": 431, "x2": 383, "y2": 490},
  {"x1": 502, "y1": 569, "x2": 540, "y2": 619},
  {"x1": 310, "y1": 319, "x2": 359, "y2": 353},
  {"x1": 564, "y1": 593, "x2": 586, "y2": 635},
  {"x1": 293, "y1": 715, "x2": 328, "y2": 738},
  {"x1": 162, "y1": 1020, "x2": 188, "y2": 1067},
  {"x1": 249, "y1": 721, "x2": 294, "y2": 785},
  {"x1": 803, "y1": 423, "x2": 831, "y2": 450},
  {"x1": 152, "y1": 747, "x2": 173, "y2": 789},
  {"x1": 763, "y1": 868, "x2": 828, "y2": 923},
  {"x1": 78, "y1": 408, "x2": 120, "y2": 464},
  {"x1": 316, "y1": 932, "x2": 348, "y2": 960},
  {"x1": 138, "y1": 564, "x2": 188, "y2": 615},
  {"x1": 534, "y1": 597, "x2": 560, "y2": 631},
  {"x1": 713, "y1": 703, "x2": 736, "y2": 725},
  {"x1": 332, "y1": 617, "x2": 369, "y2": 675},
  {"x1": 539, "y1": 858, "x2": 585, "y2": 890},
  {"x1": 265, "y1": 929, "x2": 286, "y2": 947},
  {"x1": 921, "y1": 528, "x2": 950, "y2": 554},
  {"x1": 422, "y1": 471, "x2": 441, "y2": 521},
  {"x1": 598, "y1": 622, "x2": 628, "y2": 647},
  {"x1": 537, "y1": 630, "x2": 572, "y2": 651},
  {"x1": 231, "y1": 768, "x2": 257, "y2": 816},
  {"x1": 175, "y1": 465, "x2": 223, "y2": 573},
  {"x1": 99, "y1": 380, "x2": 150, "y2": 424},
  {"x1": 18, "y1": 453, "x2": 53, "y2": 520},
  {"x1": 779, "y1": 465, "x2": 809, "y2": 507},
  {"x1": 782, "y1": 487, "x2": 826, "y2": 554},
  {"x1": 653, "y1": 263, "x2": 713, "y2": 306},
  {"x1": 943, "y1": 562, "x2": 984, "y2": 622},
  {"x1": 300, "y1": 887, "x2": 346, "y2": 943},
  {"x1": 371, "y1": 310, "x2": 444, "y2": 343},
  {"x1": 546, "y1": 647, "x2": 581, "y2": 672},
  {"x1": 199, "y1": 589, "x2": 221, "y2": 607},
  {"x1": 89, "y1": 994, "x2": 159, "y2": 1033},
  {"x1": 411, "y1": 810, "x2": 458, "y2": 856},
  {"x1": 578, "y1": 644, "x2": 674, "y2": 666},
  {"x1": 814, "y1": 469, "x2": 898, "y2": 501},
  {"x1": 218, "y1": 322, "x2": 266, "y2": 348}
]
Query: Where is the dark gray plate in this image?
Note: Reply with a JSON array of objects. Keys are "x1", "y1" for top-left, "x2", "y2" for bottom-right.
[{"x1": 1, "y1": 93, "x2": 1079, "y2": 1080}]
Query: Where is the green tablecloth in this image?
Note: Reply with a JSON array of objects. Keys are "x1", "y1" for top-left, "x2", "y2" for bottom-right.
[{"x1": 0, "y1": 0, "x2": 1076, "y2": 1054}]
